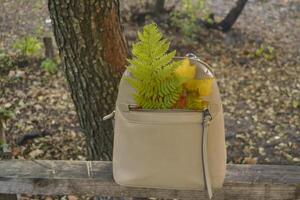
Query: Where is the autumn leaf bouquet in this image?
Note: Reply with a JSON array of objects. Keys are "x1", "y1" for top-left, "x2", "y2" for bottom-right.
[{"x1": 126, "y1": 23, "x2": 213, "y2": 111}]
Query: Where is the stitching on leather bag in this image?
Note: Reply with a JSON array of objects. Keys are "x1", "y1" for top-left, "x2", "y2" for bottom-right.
[{"x1": 124, "y1": 120, "x2": 202, "y2": 125}]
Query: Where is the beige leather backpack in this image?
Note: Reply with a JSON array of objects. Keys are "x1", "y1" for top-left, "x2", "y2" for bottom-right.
[{"x1": 104, "y1": 54, "x2": 226, "y2": 199}]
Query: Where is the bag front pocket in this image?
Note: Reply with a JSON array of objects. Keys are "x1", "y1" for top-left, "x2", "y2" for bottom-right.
[
  {"x1": 120, "y1": 104, "x2": 204, "y2": 124},
  {"x1": 113, "y1": 106, "x2": 205, "y2": 189}
]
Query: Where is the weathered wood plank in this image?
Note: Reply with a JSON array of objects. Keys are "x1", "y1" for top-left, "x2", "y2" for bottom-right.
[{"x1": 0, "y1": 160, "x2": 299, "y2": 200}]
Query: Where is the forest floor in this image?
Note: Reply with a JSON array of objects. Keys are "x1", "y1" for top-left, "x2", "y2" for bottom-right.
[{"x1": 0, "y1": 0, "x2": 299, "y2": 199}]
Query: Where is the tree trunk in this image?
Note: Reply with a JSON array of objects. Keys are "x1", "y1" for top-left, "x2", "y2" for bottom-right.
[
  {"x1": 0, "y1": 194, "x2": 17, "y2": 200},
  {"x1": 154, "y1": 0, "x2": 165, "y2": 14},
  {"x1": 0, "y1": 122, "x2": 16, "y2": 199},
  {"x1": 43, "y1": 37, "x2": 55, "y2": 59},
  {"x1": 48, "y1": 0, "x2": 128, "y2": 161},
  {"x1": 0, "y1": 121, "x2": 12, "y2": 159},
  {"x1": 198, "y1": 0, "x2": 248, "y2": 32},
  {"x1": 217, "y1": 0, "x2": 248, "y2": 32}
]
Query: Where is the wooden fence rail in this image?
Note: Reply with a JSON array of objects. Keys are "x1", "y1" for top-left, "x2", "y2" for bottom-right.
[{"x1": 0, "y1": 160, "x2": 299, "y2": 200}]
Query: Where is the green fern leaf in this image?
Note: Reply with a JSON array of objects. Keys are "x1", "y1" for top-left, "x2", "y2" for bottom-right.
[{"x1": 126, "y1": 23, "x2": 182, "y2": 109}]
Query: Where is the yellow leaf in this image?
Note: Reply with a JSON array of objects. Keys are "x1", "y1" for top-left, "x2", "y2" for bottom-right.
[
  {"x1": 175, "y1": 58, "x2": 196, "y2": 81},
  {"x1": 185, "y1": 78, "x2": 214, "y2": 96},
  {"x1": 175, "y1": 58, "x2": 214, "y2": 110}
]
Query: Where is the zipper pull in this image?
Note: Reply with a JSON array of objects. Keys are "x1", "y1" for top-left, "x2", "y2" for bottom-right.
[
  {"x1": 119, "y1": 104, "x2": 140, "y2": 112},
  {"x1": 103, "y1": 111, "x2": 115, "y2": 121},
  {"x1": 186, "y1": 53, "x2": 214, "y2": 78},
  {"x1": 128, "y1": 104, "x2": 140, "y2": 111},
  {"x1": 203, "y1": 109, "x2": 212, "y2": 125}
]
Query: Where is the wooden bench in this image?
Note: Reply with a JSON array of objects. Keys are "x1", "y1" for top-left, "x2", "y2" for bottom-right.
[{"x1": 0, "y1": 160, "x2": 299, "y2": 200}]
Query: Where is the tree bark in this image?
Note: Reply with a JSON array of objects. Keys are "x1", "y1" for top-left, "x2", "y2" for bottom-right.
[{"x1": 48, "y1": 0, "x2": 128, "y2": 161}]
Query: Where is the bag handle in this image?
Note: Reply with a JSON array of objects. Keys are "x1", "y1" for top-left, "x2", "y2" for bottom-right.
[
  {"x1": 186, "y1": 53, "x2": 214, "y2": 78},
  {"x1": 175, "y1": 53, "x2": 214, "y2": 78}
]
